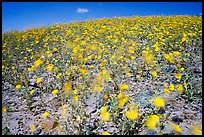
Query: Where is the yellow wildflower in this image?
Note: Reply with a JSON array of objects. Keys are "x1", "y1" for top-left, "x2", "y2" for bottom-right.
[
  {"x1": 28, "y1": 67, "x2": 32, "y2": 72},
  {"x1": 153, "y1": 97, "x2": 165, "y2": 108},
  {"x1": 73, "y1": 96, "x2": 79, "y2": 102},
  {"x1": 63, "y1": 82, "x2": 72, "y2": 92},
  {"x1": 175, "y1": 73, "x2": 182, "y2": 79},
  {"x1": 101, "y1": 131, "x2": 110, "y2": 135},
  {"x1": 101, "y1": 106, "x2": 108, "y2": 113},
  {"x1": 130, "y1": 55, "x2": 136, "y2": 60},
  {"x1": 79, "y1": 68, "x2": 88, "y2": 76},
  {"x1": 169, "y1": 84, "x2": 175, "y2": 91},
  {"x1": 36, "y1": 77, "x2": 42, "y2": 83},
  {"x1": 125, "y1": 107, "x2": 139, "y2": 121},
  {"x1": 52, "y1": 89, "x2": 59, "y2": 95},
  {"x1": 189, "y1": 125, "x2": 202, "y2": 135},
  {"x1": 16, "y1": 84, "x2": 21, "y2": 90},
  {"x1": 176, "y1": 84, "x2": 185, "y2": 94},
  {"x1": 66, "y1": 70, "x2": 71, "y2": 75},
  {"x1": 164, "y1": 88, "x2": 170, "y2": 94},
  {"x1": 164, "y1": 54, "x2": 170, "y2": 60},
  {"x1": 2, "y1": 106, "x2": 7, "y2": 113},
  {"x1": 90, "y1": 45, "x2": 97, "y2": 50},
  {"x1": 101, "y1": 69, "x2": 107, "y2": 75},
  {"x1": 34, "y1": 59, "x2": 43, "y2": 68},
  {"x1": 30, "y1": 89, "x2": 35, "y2": 95},
  {"x1": 180, "y1": 67, "x2": 185, "y2": 71},
  {"x1": 151, "y1": 71, "x2": 157, "y2": 78},
  {"x1": 30, "y1": 125, "x2": 36, "y2": 132},
  {"x1": 119, "y1": 84, "x2": 129, "y2": 90},
  {"x1": 170, "y1": 122, "x2": 182, "y2": 134},
  {"x1": 173, "y1": 51, "x2": 181, "y2": 57},
  {"x1": 45, "y1": 64, "x2": 54, "y2": 72},
  {"x1": 43, "y1": 112, "x2": 49, "y2": 119},
  {"x1": 102, "y1": 132, "x2": 111, "y2": 135},
  {"x1": 128, "y1": 46, "x2": 135, "y2": 54},
  {"x1": 93, "y1": 86, "x2": 103, "y2": 92},
  {"x1": 142, "y1": 50, "x2": 155, "y2": 66},
  {"x1": 146, "y1": 115, "x2": 160, "y2": 129},
  {"x1": 56, "y1": 73, "x2": 62, "y2": 79},
  {"x1": 101, "y1": 106, "x2": 110, "y2": 122},
  {"x1": 103, "y1": 94, "x2": 109, "y2": 101},
  {"x1": 73, "y1": 89, "x2": 78, "y2": 95},
  {"x1": 117, "y1": 92, "x2": 129, "y2": 108}
]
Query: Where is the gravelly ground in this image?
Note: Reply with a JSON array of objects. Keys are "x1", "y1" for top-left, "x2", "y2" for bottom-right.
[{"x1": 2, "y1": 77, "x2": 202, "y2": 135}]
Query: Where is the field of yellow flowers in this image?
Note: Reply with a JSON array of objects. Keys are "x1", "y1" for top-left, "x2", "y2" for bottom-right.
[{"x1": 2, "y1": 16, "x2": 202, "y2": 135}]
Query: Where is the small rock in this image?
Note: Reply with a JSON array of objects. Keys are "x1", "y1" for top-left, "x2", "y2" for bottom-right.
[
  {"x1": 160, "y1": 125, "x2": 165, "y2": 130},
  {"x1": 172, "y1": 115, "x2": 180, "y2": 124},
  {"x1": 41, "y1": 119, "x2": 55, "y2": 130},
  {"x1": 41, "y1": 132, "x2": 49, "y2": 135},
  {"x1": 33, "y1": 127, "x2": 42, "y2": 135},
  {"x1": 147, "y1": 130, "x2": 157, "y2": 135},
  {"x1": 158, "y1": 108, "x2": 165, "y2": 114}
]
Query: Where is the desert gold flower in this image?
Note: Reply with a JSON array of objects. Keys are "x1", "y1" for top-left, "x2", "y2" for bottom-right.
[
  {"x1": 16, "y1": 84, "x2": 21, "y2": 90},
  {"x1": 101, "y1": 106, "x2": 108, "y2": 113},
  {"x1": 117, "y1": 92, "x2": 129, "y2": 108},
  {"x1": 102, "y1": 132, "x2": 111, "y2": 135},
  {"x1": 164, "y1": 53, "x2": 170, "y2": 59},
  {"x1": 125, "y1": 107, "x2": 139, "y2": 121},
  {"x1": 90, "y1": 45, "x2": 97, "y2": 50},
  {"x1": 119, "y1": 84, "x2": 129, "y2": 90},
  {"x1": 173, "y1": 51, "x2": 181, "y2": 57},
  {"x1": 103, "y1": 94, "x2": 109, "y2": 101},
  {"x1": 164, "y1": 88, "x2": 170, "y2": 94},
  {"x1": 79, "y1": 68, "x2": 88, "y2": 76},
  {"x1": 56, "y1": 73, "x2": 62, "y2": 79},
  {"x1": 101, "y1": 69, "x2": 107, "y2": 75},
  {"x1": 63, "y1": 82, "x2": 72, "y2": 92},
  {"x1": 66, "y1": 70, "x2": 71, "y2": 75},
  {"x1": 151, "y1": 71, "x2": 157, "y2": 78},
  {"x1": 2, "y1": 106, "x2": 7, "y2": 113},
  {"x1": 189, "y1": 125, "x2": 202, "y2": 135},
  {"x1": 30, "y1": 89, "x2": 35, "y2": 95},
  {"x1": 176, "y1": 84, "x2": 185, "y2": 94},
  {"x1": 153, "y1": 97, "x2": 165, "y2": 108},
  {"x1": 34, "y1": 59, "x2": 43, "y2": 68},
  {"x1": 171, "y1": 123, "x2": 182, "y2": 134},
  {"x1": 101, "y1": 106, "x2": 110, "y2": 122},
  {"x1": 52, "y1": 89, "x2": 59, "y2": 95},
  {"x1": 169, "y1": 84, "x2": 175, "y2": 91},
  {"x1": 30, "y1": 125, "x2": 36, "y2": 132},
  {"x1": 93, "y1": 86, "x2": 103, "y2": 92},
  {"x1": 73, "y1": 96, "x2": 79, "y2": 102},
  {"x1": 73, "y1": 89, "x2": 78, "y2": 95},
  {"x1": 180, "y1": 67, "x2": 185, "y2": 71},
  {"x1": 43, "y1": 112, "x2": 49, "y2": 119},
  {"x1": 175, "y1": 73, "x2": 182, "y2": 79},
  {"x1": 146, "y1": 115, "x2": 160, "y2": 129},
  {"x1": 130, "y1": 55, "x2": 136, "y2": 60},
  {"x1": 36, "y1": 77, "x2": 42, "y2": 83}
]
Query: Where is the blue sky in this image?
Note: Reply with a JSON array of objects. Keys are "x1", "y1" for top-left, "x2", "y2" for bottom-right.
[{"x1": 2, "y1": 2, "x2": 202, "y2": 32}]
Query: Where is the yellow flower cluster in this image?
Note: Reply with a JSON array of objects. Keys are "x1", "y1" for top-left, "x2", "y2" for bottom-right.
[
  {"x1": 146, "y1": 115, "x2": 160, "y2": 129},
  {"x1": 101, "y1": 106, "x2": 110, "y2": 122}
]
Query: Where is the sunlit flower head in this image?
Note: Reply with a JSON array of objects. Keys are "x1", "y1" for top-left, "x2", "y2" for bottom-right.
[{"x1": 153, "y1": 97, "x2": 165, "y2": 108}]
